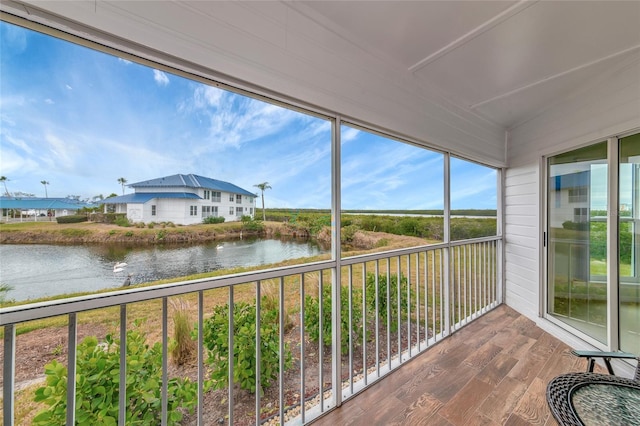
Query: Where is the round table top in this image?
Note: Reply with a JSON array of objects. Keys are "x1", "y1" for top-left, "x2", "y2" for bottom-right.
[
  {"x1": 571, "y1": 380, "x2": 640, "y2": 425},
  {"x1": 546, "y1": 372, "x2": 640, "y2": 426}
]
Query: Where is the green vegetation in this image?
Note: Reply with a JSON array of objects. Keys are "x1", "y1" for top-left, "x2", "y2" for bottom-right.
[
  {"x1": 203, "y1": 216, "x2": 225, "y2": 224},
  {"x1": 0, "y1": 283, "x2": 13, "y2": 305},
  {"x1": 170, "y1": 299, "x2": 196, "y2": 366},
  {"x1": 304, "y1": 283, "x2": 364, "y2": 351},
  {"x1": 55, "y1": 215, "x2": 88, "y2": 224},
  {"x1": 365, "y1": 273, "x2": 412, "y2": 332},
  {"x1": 33, "y1": 325, "x2": 197, "y2": 425},
  {"x1": 201, "y1": 299, "x2": 292, "y2": 394},
  {"x1": 240, "y1": 215, "x2": 264, "y2": 231}
]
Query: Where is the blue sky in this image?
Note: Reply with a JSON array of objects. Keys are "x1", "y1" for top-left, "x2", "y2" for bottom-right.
[{"x1": 0, "y1": 21, "x2": 497, "y2": 210}]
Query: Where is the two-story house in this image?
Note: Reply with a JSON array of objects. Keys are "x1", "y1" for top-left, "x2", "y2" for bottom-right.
[{"x1": 102, "y1": 174, "x2": 256, "y2": 225}]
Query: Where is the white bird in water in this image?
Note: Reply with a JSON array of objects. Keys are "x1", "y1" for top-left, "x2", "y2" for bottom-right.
[
  {"x1": 216, "y1": 245, "x2": 223, "y2": 250},
  {"x1": 114, "y1": 262, "x2": 127, "y2": 273}
]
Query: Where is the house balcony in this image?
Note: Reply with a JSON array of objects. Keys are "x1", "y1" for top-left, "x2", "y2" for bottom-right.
[
  {"x1": 1, "y1": 1, "x2": 639, "y2": 424},
  {"x1": 2, "y1": 238, "x2": 506, "y2": 425}
]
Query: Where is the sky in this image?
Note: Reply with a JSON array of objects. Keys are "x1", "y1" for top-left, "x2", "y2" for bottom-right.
[{"x1": 0, "y1": 21, "x2": 497, "y2": 211}]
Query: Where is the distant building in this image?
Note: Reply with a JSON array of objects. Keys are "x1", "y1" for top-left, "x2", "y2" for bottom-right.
[
  {"x1": 0, "y1": 197, "x2": 88, "y2": 220},
  {"x1": 101, "y1": 174, "x2": 256, "y2": 225}
]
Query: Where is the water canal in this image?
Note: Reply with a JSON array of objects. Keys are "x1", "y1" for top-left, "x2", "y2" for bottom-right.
[{"x1": 1, "y1": 238, "x2": 327, "y2": 302}]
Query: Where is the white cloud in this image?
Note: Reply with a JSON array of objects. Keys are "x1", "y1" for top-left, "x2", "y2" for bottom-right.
[
  {"x1": 341, "y1": 127, "x2": 360, "y2": 142},
  {"x1": 44, "y1": 98, "x2": 54, "y2": 104},
  {"x1": 118, "y1": 58, "x2": 132, "y2": 65},
  {"x1": 153, "y1": 70, "x2": 170, "y2": 86},
  {"x1": 65, "y1": 85, "x2": 73, "y2": 90}
]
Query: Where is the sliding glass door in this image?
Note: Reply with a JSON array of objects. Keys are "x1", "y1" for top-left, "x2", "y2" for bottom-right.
[
  {"x1": 547, "y1": 134, "x2": 640, "y2": 352},
  {"x1": 547, "y1": 142, "x2": 608, "y2": 343},
  {"x1": 619, "y1": 134, "x2": 640, "y2": 354}
]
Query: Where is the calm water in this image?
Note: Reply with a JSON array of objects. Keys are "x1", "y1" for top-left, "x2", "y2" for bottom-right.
[{"x1": 1, "y1": 239, "x2": 327, "y2": 301}]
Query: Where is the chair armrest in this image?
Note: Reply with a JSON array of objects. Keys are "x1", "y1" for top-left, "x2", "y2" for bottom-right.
[
  {"x1": 571, "y1": 350, "x2": 637, "y2": 360},
  {"x1": 571, "y1": 350, "x2": 638, "y2": 375}
]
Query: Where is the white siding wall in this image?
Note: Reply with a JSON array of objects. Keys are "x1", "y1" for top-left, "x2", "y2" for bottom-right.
[{"x1": 505, "y1": 59, "x2": 640, "y2": 344}]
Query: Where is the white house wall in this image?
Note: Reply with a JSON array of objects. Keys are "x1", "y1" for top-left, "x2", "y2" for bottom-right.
[
  {"x1": 505, "y1": 58, "x2": 640, "y2": 339},
  {"x1": 3, "y1": 0, "x2": 506, "y2": 167}
]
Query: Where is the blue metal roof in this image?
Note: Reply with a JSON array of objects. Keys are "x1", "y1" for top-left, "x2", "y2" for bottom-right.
[
  {"x1": 0, "y1": 197, "x2": 90, "y2": 210},
  {"x1": 100, "y1": 192, "x2": 202, "y2": 204},
  {"x1": 129, "y1": 174, "x2": 256, "y2": 197}
]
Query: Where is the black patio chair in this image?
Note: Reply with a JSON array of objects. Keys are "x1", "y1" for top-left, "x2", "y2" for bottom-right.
[{"x1": 571, "y1": 349, "x2": 640, "y2": 382}]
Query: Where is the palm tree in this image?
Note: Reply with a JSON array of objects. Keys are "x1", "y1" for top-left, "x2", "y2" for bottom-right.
[
  {"x1": 117, "y1": 177, "x2": 128, "y2": 195},
  {"x1": 41, "y1": 180, "x2": 50, "y2": 198},
  {"x1": 253, "y1": 182, "x2": 271, "y2": 221},
  {"x1": 0, "y1": 176, "x2": 9, "y2": 197}
]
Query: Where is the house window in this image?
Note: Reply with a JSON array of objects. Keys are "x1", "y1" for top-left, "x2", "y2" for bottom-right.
[
  {"x1": 229, "y1": 194, "x2": 234, "y2": 202},
  {"x1": 229, "y1": 207, "x2": 234, "y2": 215},
  {"x1": 236, "y1": 207, "x2": 243, "y2": 216},
  {"x1": 574, "y1": 207, "x2": 588, "y2": 223},
  {"x1": 236, "y1": 194, "x2": 242, "y2": 204},
  {"x1": 212, "y1": 191, "x2": 221, "y2": 202},
  {"x1": 568, "y1": 187, "x2": 588, "y2": 203},
  {"x1": 202, "y1": 206, "x2": 218, "y2": 217},
  {"x1": 250, "y1": 208, "x2": 253, "y2": 215},
  {"x1": 190, "y1": 206, "x2": 197, "y2": 216},
  {"x1": 151, "y1": 205, "x2": 156, "y2": 216},
  {"x1": 204, "y1": 190, "x2": 210, "y2": 200}
]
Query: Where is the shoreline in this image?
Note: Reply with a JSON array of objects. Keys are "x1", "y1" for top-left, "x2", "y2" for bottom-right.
[{"x1": 0, "y1": 221, "x2": 309, "y2": 245}]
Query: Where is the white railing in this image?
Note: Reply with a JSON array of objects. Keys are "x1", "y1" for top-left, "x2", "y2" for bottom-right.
[{"x1": 1, "y1": 237, "x2": 500, "y2": 425}]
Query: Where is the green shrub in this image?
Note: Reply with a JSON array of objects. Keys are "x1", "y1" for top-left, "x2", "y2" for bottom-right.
[
  {"x1": 56, "y1": 215, "x2": 88, "y2": 224},
  {"x1": 365, "y1": 273, "x2": 412, "y2": 332},
  {"x1": 201, "y1": 300, "x2": 291, "y2": 394},
  {"x1": 304, "y1": 283, "x2": 363, "y2": 351},
  {"x1": 240, "y1": 215, "x2": 263, "y2": 231},
  {"x1": 33, "y1": 326, "x2": 197, "y2": 425},
  {"x1": 124, "y1": 231, "x2": 134, "y2": 237},
  {"x1": 203, "y1": 216, "x2": 225, "y2": 224},
  {"x1": 156, "y1": 230, "x2": 166, "y2": 241},
  {"x1": 114, "y1": 216, "x2": 131, "y2": 227}
]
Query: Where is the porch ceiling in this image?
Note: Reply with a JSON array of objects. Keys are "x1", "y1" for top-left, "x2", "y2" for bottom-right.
[
  {"x1": 2, "y1": 1, "x2": 639, "y2": 164},
  {"x1": 298, "y1": 0, "x2": 640, "y2": 129}
]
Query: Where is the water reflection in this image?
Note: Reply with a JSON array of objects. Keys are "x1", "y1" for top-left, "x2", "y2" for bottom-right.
[{"x1": 1, "y1": 238, "x2": 327, "y2": 301}]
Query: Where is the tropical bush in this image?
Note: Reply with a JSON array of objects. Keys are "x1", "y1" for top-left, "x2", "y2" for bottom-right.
[
  {"x1": 33, "y1": 326, "x2": 197, "y2": 425},
  {"x1": 201, "y1": 299, "x2": 291, "y2": 394},
  {"x1": 203, "y1": 215, "x2": 225, "y2": 224},
  {"x1": 304, "y1": 283, "x2": 364, "y2": 351},
  {"x1": 240, "y1": 215, "x2": 263, "y2": 231},
  {"x1": 56, "y1": 214, "x2": 88, "y2": 224},
  {"x1": 365, "y1": 273, "x2": 412, "y2": 332}
]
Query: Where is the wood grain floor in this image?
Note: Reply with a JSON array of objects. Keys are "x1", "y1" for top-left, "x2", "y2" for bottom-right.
[{"x1": 312, "y1": 304, "x2": 599, "y2": 426}]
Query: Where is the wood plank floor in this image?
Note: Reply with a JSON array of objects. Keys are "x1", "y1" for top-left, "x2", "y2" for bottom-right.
[{"x1": 312, "y1": 305, "x2": 600, "y2": 426}]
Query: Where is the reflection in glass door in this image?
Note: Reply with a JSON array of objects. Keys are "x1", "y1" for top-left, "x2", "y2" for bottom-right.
[
  {"x1": 547, "y1": 142, "x2": 608, "y2": 343},
  {"x1": 619, "y1": 134, "x2": 640, "y2": 354}
]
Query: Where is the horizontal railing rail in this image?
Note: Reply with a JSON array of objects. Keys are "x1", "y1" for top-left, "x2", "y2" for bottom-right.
[{"x1": 2, "y1": 236, "x2": 501, "y2": 425}]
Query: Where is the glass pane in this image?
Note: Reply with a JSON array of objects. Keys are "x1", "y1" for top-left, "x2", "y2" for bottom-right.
[
  {"x1": 547, "y1": 142, "x2": 608, "y2": 343},
  {"x1": 619, "y1": 133, "x2": 640, "y2": 354},
  {"x1": 0, "y1": 21, "x2": 331, "y2": 303},
  {"x1": 450, "y1": 157, "x2": 497, "y2": 241},
  {"x1": 340, "y1": 125, "x2": 444, "y2": 255}
]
